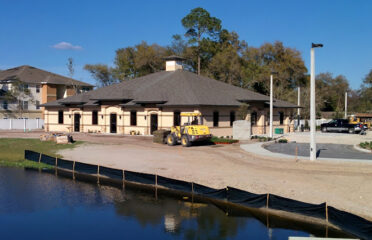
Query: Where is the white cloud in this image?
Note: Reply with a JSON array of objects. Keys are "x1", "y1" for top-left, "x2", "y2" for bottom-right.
[{"x1": 52, "y1": 41, "x2": 82, "y2": 50}]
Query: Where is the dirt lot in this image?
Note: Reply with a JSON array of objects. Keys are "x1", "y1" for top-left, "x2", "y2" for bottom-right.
[{"x1": 2, "y1": 130, "x2": 372, "y2": 221}]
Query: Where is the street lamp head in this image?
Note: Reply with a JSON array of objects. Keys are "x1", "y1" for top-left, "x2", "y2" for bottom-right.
[
  {"x1": 270, "y1": 70, "x2": 278, "y2": 75},
  {"x1": 312, "y1": 43, "x2": 323, "y2": 48}
]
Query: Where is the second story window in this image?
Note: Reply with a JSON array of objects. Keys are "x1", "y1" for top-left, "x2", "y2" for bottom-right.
[{"x1": 22, "y1": 101, "x2": 28, "y2": 110}]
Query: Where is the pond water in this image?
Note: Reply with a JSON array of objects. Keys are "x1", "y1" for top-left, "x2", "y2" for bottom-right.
[{"x1": 0, "y1": 167, "x2": 353, "y2": 240}]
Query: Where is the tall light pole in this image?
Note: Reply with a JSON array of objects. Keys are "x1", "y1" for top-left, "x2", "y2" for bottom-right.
[
  {"x1": 310, "y1": 43, "x2": 323, "y2": 161},
  {"x1": 297, "y1": 86, "x2": 301, "y2": 131},
  {"x1": 269, "y1": 71, "x2": 278, "y2": 138},
  {"x1": 344, "y1": 91, "x2": 348, "y2": 119}
]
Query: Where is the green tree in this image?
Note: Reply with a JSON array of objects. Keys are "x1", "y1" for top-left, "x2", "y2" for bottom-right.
[
  {"x1": 182, "y1": 7, "x2": 222, "y2": 75},
  {"x1": 84, "y1": 64, "x2": 117, "y2": 87},
  {"x1": 4, "y1": 78, "x2": 34, "y2": 118}
]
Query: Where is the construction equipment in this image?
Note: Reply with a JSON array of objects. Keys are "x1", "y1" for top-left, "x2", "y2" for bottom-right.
[
  {"x1": 349, "y1": 115, "x2": 370, "y2": 129},
  {"x1": 167, "y1": 113, "x2": 212, "y2": 147}
]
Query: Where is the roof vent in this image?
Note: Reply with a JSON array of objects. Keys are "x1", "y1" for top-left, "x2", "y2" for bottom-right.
[{"x1": 164, "y1": 55, "x2": 185, "y2": 71}]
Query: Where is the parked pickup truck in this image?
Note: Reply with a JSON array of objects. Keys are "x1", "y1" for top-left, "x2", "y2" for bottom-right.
[{"x1": 321, "y1": 119, "x2": 362, "y2": 134}]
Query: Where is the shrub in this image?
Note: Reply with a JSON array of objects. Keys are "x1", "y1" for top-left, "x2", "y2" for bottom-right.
[
  {"x1": 360, "y1": 141, "x2": 372, "y2": 150},
  {"x1": 278, "y1": 139, "x2": 288, "y2": 143}
]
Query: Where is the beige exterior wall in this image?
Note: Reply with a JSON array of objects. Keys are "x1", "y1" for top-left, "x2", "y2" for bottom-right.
[{"x1": 44, "y1": 104, "x2": 295, "y2": 137}]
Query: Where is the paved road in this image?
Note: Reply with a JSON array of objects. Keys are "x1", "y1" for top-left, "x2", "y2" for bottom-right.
[{"x1": 264, "y1": 143, "x2": 372, "y2": 160}]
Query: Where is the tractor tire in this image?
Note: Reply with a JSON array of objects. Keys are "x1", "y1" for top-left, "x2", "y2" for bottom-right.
[
  {"x1": 181, "y1": 135, "x2": 191, "y2": 147},
  {"x1": 167, "y1": 134, "x2": 177, "y2": 146}
]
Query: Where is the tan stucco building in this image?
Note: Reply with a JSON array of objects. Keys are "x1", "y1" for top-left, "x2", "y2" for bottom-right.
[{"x1": 42, "y1": 57, "x2": 298, "y2": 137}]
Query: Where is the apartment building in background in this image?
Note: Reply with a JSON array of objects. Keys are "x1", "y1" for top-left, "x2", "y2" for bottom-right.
[{"x1": 0, "y1": 65, "x2": 93, "y2": 119}]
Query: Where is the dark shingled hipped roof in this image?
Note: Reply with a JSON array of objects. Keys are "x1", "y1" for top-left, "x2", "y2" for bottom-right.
[
  {"x1": 42, "y1": 70, "x2": 298, "y2": 108},
  {"x1": 0, "y1": 65, "x2": 93, "y2": 87}
]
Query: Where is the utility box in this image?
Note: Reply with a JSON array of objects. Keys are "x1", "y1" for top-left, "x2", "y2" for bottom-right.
[
  {"x1": 275, "y1": 128, "x2": 284, "y2": 134},
  {"x1": 233, "y1": 120, "x2": 251, "y2": 140}
]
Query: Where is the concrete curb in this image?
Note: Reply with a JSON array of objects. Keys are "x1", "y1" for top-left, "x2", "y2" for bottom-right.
[
  {"x1": 353, "y1": 143, "x2": 372, "y2": 154},
  {"x1": 241, "y1": 142, "x2": 372, "y2": 164}
]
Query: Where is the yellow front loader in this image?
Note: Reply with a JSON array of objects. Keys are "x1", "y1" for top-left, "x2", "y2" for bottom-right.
[{"x1": 167, "y1": 113, "x2": 212, "y2": 147}]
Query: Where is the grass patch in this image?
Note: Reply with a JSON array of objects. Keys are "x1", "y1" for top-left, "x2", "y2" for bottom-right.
[
  {"x1": 360, "y1": 141, "x2": 372, "y2": 150},
  {"x1": 0, "y1": 138, "x2": 83, "y2": 169},
  {"x1": 211, "y1": 136, "x2": 239, "y2": 144}
]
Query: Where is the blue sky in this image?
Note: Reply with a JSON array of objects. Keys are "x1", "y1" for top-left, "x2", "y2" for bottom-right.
[{"x1": 1, "y1": 0, "x2": 371, "y2": 89}]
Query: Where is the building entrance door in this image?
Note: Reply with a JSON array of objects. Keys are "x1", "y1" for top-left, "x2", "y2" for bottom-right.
[
  {"x1": 150, "y1": 114, "x2": 158, "y2": 134},
  {"x1": 74, "y1": 113, "x2": 80, "y2": 132},
  {"x1": 110, "y1": 113, "x2": 117, "y2": 133}
]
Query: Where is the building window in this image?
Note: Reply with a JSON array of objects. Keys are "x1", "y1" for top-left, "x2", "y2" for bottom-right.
[
  {"x1": 130, "y1": 111, "x2": 137, "y2": 126},
  {"x1": 279, "y1": 112, "x2": 284, "y2": 125},
  {"x1": 22, "y1": 101, "x2": 28, "y2": 110},
  {"x1": 230, "y1": 111, "x2": 235, "y2": 127},
  {"x1": 173, "y1": 111, "x2": 181, "y2": 126},
  {"x1": 2, "y1": 101, "x2": 8, "y2": 110},
  {"x1": 92, "y1": 111, "x2": 98, "y2": 125},
  {"x1": 36, "y1": 101, "x2": 40, "y2": 110},
  {"x1": 58, "y1": 110, "x2": 64, "y2": 124},
  {"x1": 36, "y1": 85, "x2": 40, "y2": 93},
  {"x1": 251, "y1": 112, "x2": 257, "y2": 126},
  {"x1": 213, "y1": 111, "x2": 219, "y2": 127}
]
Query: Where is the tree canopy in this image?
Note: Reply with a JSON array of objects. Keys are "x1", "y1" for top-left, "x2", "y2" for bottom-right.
[{"x1": 84, "y1": 7, "x2": 371, "y2": 115}]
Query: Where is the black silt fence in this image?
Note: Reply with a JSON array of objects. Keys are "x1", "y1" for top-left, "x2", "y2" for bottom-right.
[
  {"x1": 23, "y1": 149, "x2": 372, "y2": 240},
  {"x1": 57, "y1": 159, "x2": 74, "y2": 170},
  {"x1": 124, "y1": 170, "x2": 156, "y2": 185},
  {"x1": 40, "y1": 154, "x2": 56, "y2": 165},
  {"x1": 74, "y1": 162, "x2": 98, "y2": 175},
  {"x1": 328, "y1": 206, "x2": 372, "y2": 240},
  {"x1": 100, "y1": 166, "x2": 123, "y2": 180},
  {"x1": 227, "y1": 187, "x2": 267, "y2": 208},
  {"x1": 193, "y1": 183, "x2": 227, "y2": 200},
  {"x1": 157, "y1": 176, "x2": 192, "y2": 193},
  {"x1": 268, "y1": 194, "x2": 326, "y2": 219},
  {"x1": 24, "y1": 150, "x2": 40, "y2": 162}
]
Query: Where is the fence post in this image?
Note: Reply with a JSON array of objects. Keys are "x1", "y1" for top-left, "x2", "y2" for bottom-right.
[
  {"x1": 266, "y1": 193, "x2": 270, "y2": 209},
  {"x1": 72, "y1": 161, "x2": 76, "y2": 180},
  {"x1": 9, "y1": 119, "x2": 12, "y2": 130},
  {"x1": 97, "y1": 165, "x2": 100, "y2": 184},
  {"x1": 37, "y1": 118, "x2": 39, "y2": 129},
  {"x1": 155, "y1": 174, "x2": 158, "y2": 200},
  {"x1": 38, "y1": 153, "x2": 42, "y2": 163},
  {"x1": 325, "y1": 202, "x2": 328, "y2": 223},
  {"x1": 23, "y1": 118, "x2": 26, "y2": 132}
]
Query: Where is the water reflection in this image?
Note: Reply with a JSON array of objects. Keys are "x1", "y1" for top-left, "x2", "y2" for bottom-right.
[{"x1": 0, "y1": 168, "x2": 354, "y2": 240}]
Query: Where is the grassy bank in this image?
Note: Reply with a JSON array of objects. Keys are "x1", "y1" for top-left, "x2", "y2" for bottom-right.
[{"x1": 0, "y1": 138, "x2": 82, "y2": 168}]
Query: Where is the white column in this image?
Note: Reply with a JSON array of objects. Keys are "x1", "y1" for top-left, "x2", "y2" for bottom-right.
[
  {"x1": 269, "y1": 74, "x2": 273, "y2": 138},
  {"x1": 23, "y1": 118, "x2": 26, "y2": 132},
  {"x1": 310, "y1": 48, "x2": 316, "y2": 161},
  {"x1": 9, "y1": 119, "x2": 12, "y2": 130},
  {"x1": 345, "y1": 92, "x2": 348, "y2": 119}
]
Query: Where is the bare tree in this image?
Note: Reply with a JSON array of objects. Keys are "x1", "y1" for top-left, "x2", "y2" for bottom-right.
[{"x1": 67, "y1": 57, "x2": 79, "y2": 94}]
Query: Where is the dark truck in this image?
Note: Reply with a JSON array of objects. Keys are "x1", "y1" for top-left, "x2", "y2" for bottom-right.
[{"x1": 321, "y1": 119, "x2": 362, "y2": 134}]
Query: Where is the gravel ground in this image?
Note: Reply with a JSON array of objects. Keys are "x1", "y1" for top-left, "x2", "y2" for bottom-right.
[{"x1": 264, "y1": 143, "x2": 372, "y2": 160}]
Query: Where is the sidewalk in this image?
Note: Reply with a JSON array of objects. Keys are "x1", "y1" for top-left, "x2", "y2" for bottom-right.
[{"x1": 240, "y1": 142, "x2": 372, "y2": 163}]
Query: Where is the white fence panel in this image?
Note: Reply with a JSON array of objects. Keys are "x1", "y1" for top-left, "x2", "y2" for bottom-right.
[{"x1": 0, "y1": 119, "x2": 44, "y2": 130}]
